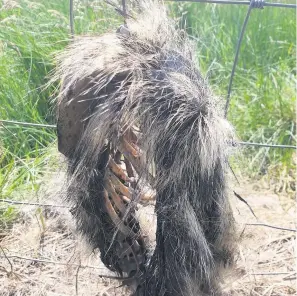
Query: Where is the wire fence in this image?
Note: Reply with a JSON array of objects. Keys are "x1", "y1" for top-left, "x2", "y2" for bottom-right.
[
  {"x1": 0, "y1": 1, "x2": 295, "y2": 211},
  {"x1": 173, "y1": 0, "x2": 296, "y2": 9},
  {"x1": 1, "y1": 119, "x2": 296, "y2": 149},
  {"x1": 0, "y1": 0, "x2": 295, "y2": 231},
  {"x1": 1, "y1": 197, "x2": 296, "y2": 231},
  {"x1": 0, "y1": 0, "x2": 296, "y2": 150},
  {"x1": 0, "y1": 0, "x2": 296, "y2": 292}
]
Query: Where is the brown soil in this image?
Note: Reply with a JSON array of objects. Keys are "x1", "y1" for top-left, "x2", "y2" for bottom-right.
[{"x1": 0, "y1": 173, "x2": 295, "y2": 296}]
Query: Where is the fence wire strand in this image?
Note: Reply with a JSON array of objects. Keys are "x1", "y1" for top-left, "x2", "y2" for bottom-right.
[
  {"x1": 1, "y1": 119, "x2": 295, "y2": 149},
  {"x1": 2, "y1": 0, "x2": 296, "y2": 150},
  {"x1": 237, "y1": 141, "x2": 296, "y2": 149},
  {"x1": 0, "y1": 2, "x2": 295, "y2": 292},
  {"x1": 0, "y1": 198, "x2": 68, "y2": 208},
  {"x1": 0, "y1": 254, "x2": 124, "y2": 280},
  {"x1": 172, "y1": 0, "x2": 296, "y2": 9},
  {"x1": 1, "y1": 197, "x2": 296, "y2": 232},
  {"x1": 0, "y1": 120, "x2": 56, "y2": 129},
  {"x1": 69, "y1": 0, "x2": 74, "y2": 37},
  {"x1": 224, "y1": 0, "x2": 255, "y2": 117}
]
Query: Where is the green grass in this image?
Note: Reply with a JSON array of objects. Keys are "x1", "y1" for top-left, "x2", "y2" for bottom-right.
[
  {"x1": 169, "y1": 2, "x2": 296, "y2": 176},
  {"x1": 0, "y1": 0, "x2": 120, "y2": 160},
  {"x1": 0, "y1": 0, "x2": 120, "y2": 227},
  {"x1": 0, "y1": 0, "x2": 295, "y2": 226}
]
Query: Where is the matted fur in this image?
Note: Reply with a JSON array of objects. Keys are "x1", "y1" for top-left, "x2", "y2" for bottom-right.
[{"x1": 52, "y1": 1, "x2": 236, "y2": 295}]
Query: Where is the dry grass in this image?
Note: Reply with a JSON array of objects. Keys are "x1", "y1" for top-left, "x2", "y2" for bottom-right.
[
  {"x1": 0, "y1": 174, "x2": 295, "y2": 296},
  {"x1": 223, "y1": 179, "x2": 296, "y2": 296}
]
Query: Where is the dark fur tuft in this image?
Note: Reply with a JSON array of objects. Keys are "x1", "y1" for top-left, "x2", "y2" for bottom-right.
[{"x1": 53, "y1": 1, "x2": 236, "y2": 295}]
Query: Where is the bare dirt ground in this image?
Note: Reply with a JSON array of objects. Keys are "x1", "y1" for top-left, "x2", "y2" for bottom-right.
[{"x1": 0, "y1": 171, "x2": 296, "y2": 296}]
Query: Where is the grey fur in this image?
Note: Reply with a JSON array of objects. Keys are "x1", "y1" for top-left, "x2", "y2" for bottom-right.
[{"x1": 52, "y1": 1, "x2": 236, "y2": 295}]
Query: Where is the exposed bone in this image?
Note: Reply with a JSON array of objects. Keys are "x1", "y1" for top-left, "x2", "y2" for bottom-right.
[
  {"x1": 121, "y1": 195, "x2": 131, "y2": 203},
  {"x1": 124, "y1": 157, "x2": 135, "y2": 178},
  {"x1": 122, "y1": 136, "x2": 139, "y2": 158},
  {"x1": 104, "y1": 179, "x2": 127, "y2": 214},
  {"x1": 140, "y1": 193, "x2": 155, "y2": 201},
  {"x1": 118, "y1": 137, "x2": 155, "y2": 186},
  {"x1": 108, "y1": 157, "x2": 131, "y2": 182},
  {"x1": 103, "y1": 189, "x2": 134, "y2": 237},
  {"x1": 108, "y1": 171, "x2": 133, "y2": 198}
]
